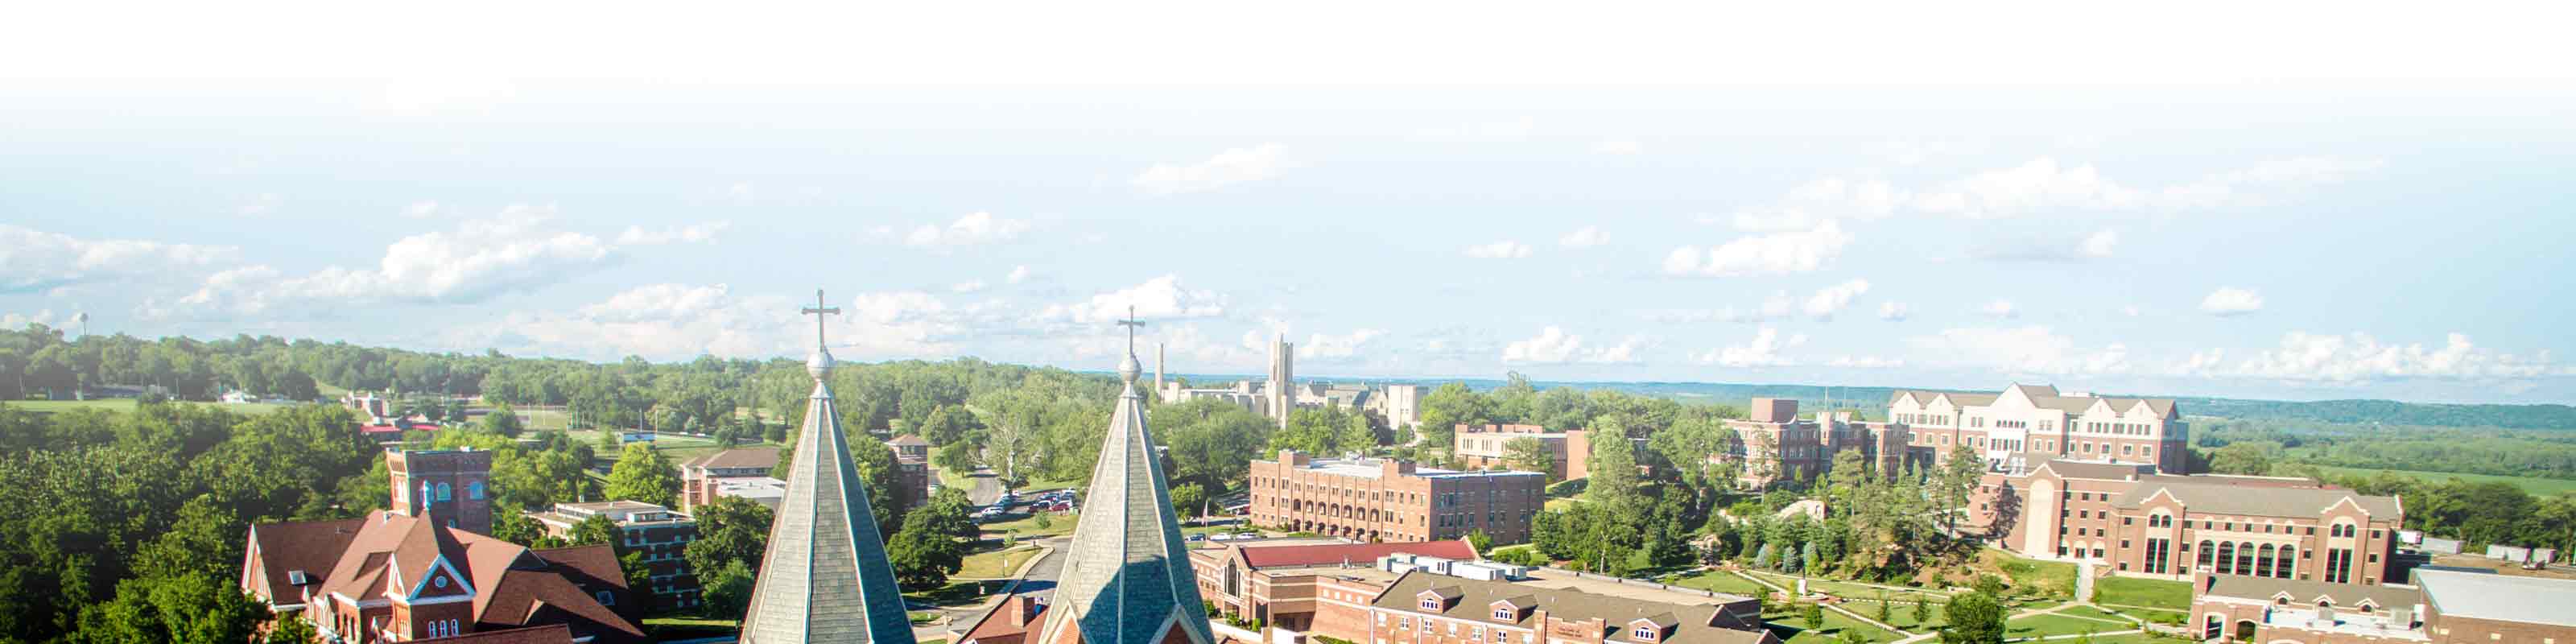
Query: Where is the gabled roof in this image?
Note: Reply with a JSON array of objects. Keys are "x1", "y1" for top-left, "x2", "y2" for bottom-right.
[
  {"x1": 739, "y1": 352, "x2": 915, "y2": 644},
  {"x1": 2199, "y1": 575, "x2": 2417, "y2": 610},
  {"x1": 261, "y1": 510, "x2": 642, "y2": 642},
  {"x1": 244, "y1": 518, "x2": 365, "y2": 605},
  {"x1": 1371, "y1": 571, "x2": 1769, "y2": 644},
  {"x1": 684, "y1": 447, "x2": 781, "y2": 471},
  {"x1": 1235, "y1": 540, "x2": 1477, "y2": 569},
  {"x1": 428, "y1": 623, "x2": 576, "y2": 643},
  {"x1": 2111, "y1": 476, "x2": 2401, "y2": 518},
  {"x1": 1031, "y1": 349, "x2": 1214, "y2": 644},
  {"x1": 1421, "y1": 586, "x2": 1463, "y2": 600},
  {"x1": 889, "y1": 434, "x2": 930, "y2": 447}
]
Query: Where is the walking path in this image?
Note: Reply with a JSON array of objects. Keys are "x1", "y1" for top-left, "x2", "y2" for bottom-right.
[
  {"x1": 1886, "y1": 601, "x2": 2145, "y2": 644},
  {"x1": 1725, "y1": 569, "x2": 1912, "y2": 637}
]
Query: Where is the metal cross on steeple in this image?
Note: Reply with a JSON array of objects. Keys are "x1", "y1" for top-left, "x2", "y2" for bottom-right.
[
  {"x1": 1114, "y1": 305, "x2": 1146, "y2": 353},
  {"x1": 801, "y1": 288, "x2": 840, "y2": 350}
]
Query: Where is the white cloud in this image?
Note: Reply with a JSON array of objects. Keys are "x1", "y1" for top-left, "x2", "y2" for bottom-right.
[
  {"x1": 728, "y1": 182, "x2": 754, "y2": 199},
  {"x1": 1906, "y1": 325, "x2": 2132, "y2": 375},
  {"x1": 1980, "y1": 299, "x2": 2018, "y2": 319},
  {"x1": 2207, "y1": 332, "x2": 2570, "y2": 382},
  {"x1": 1132, "y1": 143, "x2": 1290, "y2": 195},
  {"x1": 450, "y1": 284, "x2": 987, "y2": 361},
  {"x1": 1662, "y1": 221, "x2": 1852, "y2": 277},
  {"x1": 616, "y1": 221, "x2": 732, "y2": 245},
  {"x1": 404, "y1": 200, "x2": 441, "y2": 218},
  {"x1": 1802, "y1": 279, "x2": 1871, "y2": 320},
  {"x1": 1005, "y1": 265, "x2": 1031, "y2": 284},
  {"x1": 1911, "y1": 158, "x2": 2145, "y2": 219},
  {"x1": 1293, "y1": 328, "x2": 1386, "y2": 359},
  {"x1": 1465, "y1": 240, "x2": 1534, "y2": 258},
  {"x1": 2123, "y1": 305, "x2": 2142, "y2": 317},
  {"x1": 1878, "y1": 301, "x2": 1910, "y2": 321},
  {"x1": 1414, "y1": 117, "x2": 1536, "y2": 141},
  {"x1": 175, "y1": 204, "x2": 704, "y2": 313},
  {"x1": 1591, "y1": 139, "x2": 1642, "y2": 155},
  {"x1": 2199, "y1": 287, "x2": 2264, "y2": 316},
  {"x1": 0, "y1": 225, "x2": 237, "y2": 294},
  {"x1": 1038, "y1": 275, "x2": 1226, "y2": 324},
  {"x1": 1971, "y1": 228, "x2": 2121, "y2": 262},
  {"x1": 903, "y1": 212, "x2": 1030, "y2": 249},
  {"x1": 237, "y1": 192, "x2": 281, "y2": 217},
  {"x1": 1729, "y1": 178, "x2": 1907, "y2": 232},
  {"x1": 1500, "y1": 327, "x2": 1640, "y2": 364},
  {"x1": 952, "y1": 280, "x2": 986, "y2": 293},
  {"x1": 1, "y1": 309, "x2": 58, "y2": 329},
  {"x1": 1558, "y1": 226, "x2": 1609, "y2": 248},
  {"x1": 1695, "y1": 327, "x2": 1794, "y2": 367},
  {"x1": 1830, "y1": 355, "x2": 1906, "y2": 368}
]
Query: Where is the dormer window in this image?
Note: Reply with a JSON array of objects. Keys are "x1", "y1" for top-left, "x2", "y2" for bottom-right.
[
  {"x1": 1422, "y1": 598, "x2": 1443, "y2": 610},
  {"x1": 1632, "y1": 627, "x2": 1657, "y2": 641},
  {"x1": 287, "y1": 570, "x2": 310, "y2": 585},
  {"x1": 1493, "y1": 607, "x2": 1513, "y2": 619}
]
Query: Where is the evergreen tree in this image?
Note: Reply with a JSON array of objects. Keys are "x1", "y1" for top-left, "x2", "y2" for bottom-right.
[{"x1": 1801, "y1": 602, "x2": 1826, "y2": 630}]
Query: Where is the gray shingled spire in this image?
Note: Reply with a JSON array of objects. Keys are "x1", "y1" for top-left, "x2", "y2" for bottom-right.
[
  {"x1": 741, "y1": 291, "x2": 916, "y2": 644},
  {"x1": 1031, "y1": 310, "x2": 1214, "y2": 644}
]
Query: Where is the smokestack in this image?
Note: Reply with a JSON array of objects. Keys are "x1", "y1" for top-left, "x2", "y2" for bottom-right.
[{"x1": 1155, "y1": 342, "x2": 1166, "y2": 396}]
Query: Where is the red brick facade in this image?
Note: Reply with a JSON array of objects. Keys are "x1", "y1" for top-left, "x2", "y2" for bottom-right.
[{"x1": 1249, "y1": 452, "x2": 1546, "y2": 543}]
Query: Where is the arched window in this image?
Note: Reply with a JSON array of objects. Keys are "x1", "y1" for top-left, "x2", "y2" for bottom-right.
[
  {"x1": 2217, "y1": 542, "x2": 2236, "y2": 574},
  {"x1": 2198, "y1": 540, "x2": 2215, "y2": 568},
  {"x1": 437, "y1": 482, "x2": 452, "y2": 501},
  {"x1": 469, "y1": 481, "x2": 484, "y2": 500},
  {"x1": 2257, "y1": 545, "x2": 2277, "y2": 578},
  {"x1": 2236, "y1": 542, "x2": 2255, "y2": 575},
  {"x1": 2275, "y1": 546, "x2": 2296, "y2": 578}
]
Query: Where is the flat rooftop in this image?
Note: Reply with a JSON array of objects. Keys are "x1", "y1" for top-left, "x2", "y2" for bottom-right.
[
  {"x1": 1513, "y1": 567, "x2": 1755, "y2": 605},
  {"x1": 1292, "y1": 456, "x2": 1545, "y2": 480}
]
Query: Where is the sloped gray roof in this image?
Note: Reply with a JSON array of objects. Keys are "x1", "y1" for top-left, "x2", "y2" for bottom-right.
[
  {"x1": 2031, "y1": 458, "x2": 2153, "y2": 481},
  {"x1": 1031, "y1": 351, "x2": 1215, "y2": 644},
  {"x1": 1890, "y1": 386, "x2": 2175, "y2": 419},
  {"x1": 2417, "y1": 569, "x2": 2576, "y2": 627},
  {"x1": 2199, "y1": 575, "x2": 2418, "y2": 609},
  {"x1": 2110, "y1": 476, "x2": 2401, "y2": 518},
  {"x1": 1371, "y1": 571, "x2": 1770, "y2": 644},
  {"x1": 740, "y1": 367, "x2": 915, "y2": 644}
]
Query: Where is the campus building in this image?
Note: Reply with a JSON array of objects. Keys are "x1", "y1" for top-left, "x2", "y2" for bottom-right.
[
  {"x1": 1707, "y1": 398, "x2": 1912, "y2": 489},
  {"x1": 389, "y1": 448, "x2": 494, "y2": 535},
  {"x1": 678, "y1": 447, "x2": 779, "y2": 511},
  {"x1": 527, "y1": 501, "x2": 702, "y2": 609},
  {"x1": 2189, "y1": 568, "x2": 2576, "y2": 644},
  {"x1": 1888, "y1": 384, "x2": 2187, "y2": 474},
  {"x1": 1249, "y1": 450, "x2": 1547, "y2": 543},
  {"x1": 1979, "y1": 458, "x2": 2405, "y2": 585},
  {"x1": 239, "y1": 450, "x2": 643, "y2": 643},
  {"x1": 1188, "y1": 539, "x2": 1480, "y2": 637},
  {"x1": 891, "y1": 434, "x2": 931, "y2": 508},
  {"x1": 1365, "y1": 569, "x2": 1774, "y2": 644},
  {"x1": 1451, "y1": 424, "x2": 1594, "y2": 481}
]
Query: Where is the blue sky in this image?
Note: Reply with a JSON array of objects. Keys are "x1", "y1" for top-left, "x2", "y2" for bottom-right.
[{"x1": 4, "y1": 7, "x2": 2574, "y2": 403}]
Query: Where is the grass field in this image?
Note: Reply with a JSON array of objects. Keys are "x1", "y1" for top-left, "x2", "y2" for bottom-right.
[
  {"x1": 1988, "y1": 550, "x2": 2079, "y2": 599},
  {"x1": 2051, "y1": 605, "x2": 2133, "y2": 622},
  {"x1": 2291, "y1": 464, "x2": 2576, "y2": 496},
  {"x1": 1745, "y1": 571, "x2": 1951, "y2": 604},
  {"x1": 2092, "y1": 576, "x2": 2190, "y2": 610},
  {"x1": 5, "y1": 398, "x2": 295, "y2": 415},
  {"x1": 959, "y1": 546, "x2": 1042, "y2": 579},
  {"x1": 980, "y1": 512, "x2": 1078, "y2": 539},
  {"x1": 2101, "y1": 606, "x2": 2187, "y2": 626},
  {"x1": 1761, "y1": 604, "x2": 1905, "y2": 643},
  {"x1": 1878, "y1": 599, "x2": 1948, "y2": 631},
  {"x1": 2004, "y1": 613, "x2": 2126, "y2": 640},
  {"x1": 1671, "y1": 570, "x2": 1777, "y2": 597}
]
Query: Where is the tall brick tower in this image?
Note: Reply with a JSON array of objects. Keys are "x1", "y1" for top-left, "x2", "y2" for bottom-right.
[{"x1": 388, "y1": 448, "x2": 495, "y2": 535}]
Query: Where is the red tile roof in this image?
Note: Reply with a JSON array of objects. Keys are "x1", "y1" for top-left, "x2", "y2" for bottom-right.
[
  {"x1": 249, "y1": 510, "x2": 644, "y2": 643},
  {"x1": 1236, "y1": 539, "x2": 1478, "y2": 569},
  {"x1": 243, "y1": 518, "x2": 365, "y2": 606},
  {"x1": 420, "y1": 623, "x2": 574, "y2": 643},
  {"x1": 957, "y1": 594, "x2": 1048, "y2": 644}
]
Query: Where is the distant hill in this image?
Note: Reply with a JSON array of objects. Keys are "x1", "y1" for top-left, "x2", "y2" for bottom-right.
[{"x1": 1164, "y1": 372, "x2": 2576, "y2": 430}]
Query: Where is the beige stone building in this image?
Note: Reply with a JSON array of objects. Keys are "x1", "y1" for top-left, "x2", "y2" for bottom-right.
[
  {"x1": 1452, "y1": 424, "x2": 1595, "y2": 481},
  {"x1": 1889, "y1": 384, "x2": 2187, "y2": 474}
]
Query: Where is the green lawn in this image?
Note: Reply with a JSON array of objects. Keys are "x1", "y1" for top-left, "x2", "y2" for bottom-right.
[
  {"x1": 959, "y1": 546, "x2": 1041, "y2": 579},
  {"x1": 2078, "y1": 634, "x2": 2166, "y2": 644},
  {"x1": 2004, "y1": 613, "x2": 2128, "y2": 640},
  {"x1": 1879, "y1": 600, "x2": 1948, "y2": 632},
  {"x1": 642, "y1": 614, "x2": 741, "y2": 639},
  {"x1": 1671, "y1": 570, "x2": 1777, "y2": 597},
  {"x1": 1762, "y1": 605, "x2": 1906, "y2": 643},
  {"x1": 6, "y1": 398, "x2": 295, "y2": 415},
  {"x1": 2100, "y1": 606, "x2": 2187, "y2": 626},
  {"x1": 2051, "y1": 605, "x2": 2133, "y2": 623},
  {"x1": 980, "y1": 512, "x2": 1077, "y2": 539},
  {"x1": 2291, "y1": 464, "x2": 2576, "y2": 496},
  {"x1": 904, "y1": 580, "x2": 1008, "y2": 608},
  {"x1": 1745, "y1": 571, "x2": 1951, "y2": 604},
  {"x1": 2093, "y1": 576, "x2": 2190, "y2": 610},
  {"x1": 1988, "y1": 550, "x2": 2078, "y2": 599}
]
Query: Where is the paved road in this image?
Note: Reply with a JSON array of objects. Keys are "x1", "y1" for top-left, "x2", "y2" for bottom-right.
[
  {"x1": 1015, "y1": 537, "x2": 1068, "y2": 600},
  {"x1": 965, "y1": 467, "x2": 1007, "y2": 506}
]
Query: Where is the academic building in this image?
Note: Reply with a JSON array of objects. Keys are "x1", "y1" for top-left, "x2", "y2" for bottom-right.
[
  {"x1": 239, "y1": 448, "x2": 644, "y2": 643},
  {"x1": 1249, "y1": 450, "x2": 1547, "y2": 543},
  {"x1": 2190, "y1": 568, "x2": 2576, "y2": 644},
  {"x1": 677, "y1": 447, "x2": 778, "y2": 511},
  {"x1": 1707, "y1": 398, "x2": 1910, "y2": 489},
  {"x1": 1888, "y1": 384, "x2": 2188, "y2": 474},
  {"x1": 1188, "y1": 539, "x2": 1480, "y2": 638},
  {"x1": 1365, "y1": 569, "x2": 1773, "y2": 644},
  {"x1": 1451, "y1": 424, "x2": 1595, "y2": 481},
  {"x1": 526, "y1": 500, "x2": 702, "y2": 609},
  {"x1": 1979, "y1": 457, "x2": 2405, "y2": 585}
]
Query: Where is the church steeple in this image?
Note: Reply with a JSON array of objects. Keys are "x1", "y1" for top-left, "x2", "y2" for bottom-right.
[
  {"x1": 1030, "y1": 309, "x2": 1214, "y2": 644},
  {"x1": 741, "y1": 290, "x2": 916, "y2": 644}
]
